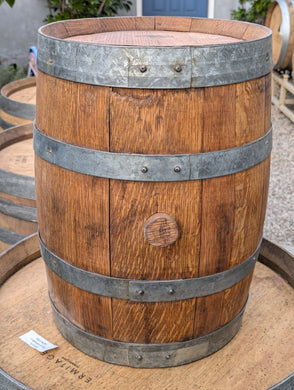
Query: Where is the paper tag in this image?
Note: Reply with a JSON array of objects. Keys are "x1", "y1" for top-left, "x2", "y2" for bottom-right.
[{"x1": 19, "y1": 330, "x2": 58, "y2": 353}]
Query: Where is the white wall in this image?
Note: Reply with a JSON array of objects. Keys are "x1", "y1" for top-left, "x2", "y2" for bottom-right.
[
  {"x1": 214, "y1": 0, "x2": 240, "y2": 20},
  {"x1": 0, "y1": 0, "x2": 240, "y2": 65},
  {"x1": 0, "y1": 0, "x2": 48, "y2": 65}
]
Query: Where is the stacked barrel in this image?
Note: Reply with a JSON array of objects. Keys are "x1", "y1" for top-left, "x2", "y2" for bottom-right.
[
  {"x1": 0, "y1": 77, "x2": 37, "y2": 251},
  {"x1": 265, "y1": 0, "x2": 294, "y2": 70}
]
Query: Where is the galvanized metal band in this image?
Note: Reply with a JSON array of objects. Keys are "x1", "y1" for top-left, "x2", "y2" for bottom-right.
[
  {"x1": 33, "y1": 125, "x2": 272, "y2": 182},
  {"x1": 268, "y1": 374, "x2": 294, "y2": 390},
  {"x1": 0, "y1": 93, "x2": 35, "y2": 120},
  {"x1": 37, "y1": 30, "x2": 272, "y2": 89},
  {"x1": 0, "y1": 116, "x2": 13, "y2": 130},
  {"x1": 275, "y1": 0, "x2": 291, "y2": 69},
  {"x1": 0, "y1": 199, "x2": 37, "y2": 223},
  {"x1": 50, "y1": 294, "x2": 246, "y2": 368},
  {"x1": 0, "y1": 170, "x2": 35, "y2": 200},
  {"x1": 39, "y1": 233, "x2": 260, "y2": 302},
  {"x1": 0, "y1": 227, "x2": 26, "y2": 245},
  {"x1": 0, "y1": 368, "x2": 31, "y2": 390}
]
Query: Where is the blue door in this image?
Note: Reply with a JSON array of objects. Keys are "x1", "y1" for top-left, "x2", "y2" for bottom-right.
[{"x1": 143, "y1": 0, "x2": 207, "y2": 17}]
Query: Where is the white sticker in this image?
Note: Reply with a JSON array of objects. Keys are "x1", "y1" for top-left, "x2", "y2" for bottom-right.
[{"x1": 19, "y1": 330, "x2": 58, "y2": 353}]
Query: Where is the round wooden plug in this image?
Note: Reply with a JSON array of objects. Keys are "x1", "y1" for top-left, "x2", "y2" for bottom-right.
[{"x1": 144, "y1": 212, "x2": 179, "y2": 247}]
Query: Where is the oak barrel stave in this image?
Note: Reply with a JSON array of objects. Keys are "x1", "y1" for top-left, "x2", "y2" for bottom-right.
[{"x1": 35, "y1": 17, "x2": 272, "y2": 366}]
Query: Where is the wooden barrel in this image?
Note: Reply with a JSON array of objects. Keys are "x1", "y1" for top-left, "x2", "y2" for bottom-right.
[
  {"x1": 0, "y1": 123, "x2": 37, "y2": 252},
  {"x1": 0, "y1": 235, "x2": 293, "y2": 389},
  {"x1": 265, "y1": 0, "x2": 294, "y2": 69},
  {"x1": 34, "y1": 17, "x2": 273, "y2": 368},
  {"x1": 0, "y1": 77, "x2": 36, "y2": 130}
]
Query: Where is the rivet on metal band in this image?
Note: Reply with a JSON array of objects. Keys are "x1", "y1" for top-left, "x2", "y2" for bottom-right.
[
  {"x1": 39, "y1": 232, "x2": 261, "y2": 302},
  {"x1": 33, "y1": 124, "x2": 272, "y2": 182},
  {"x1": 50, "y1": 294, "x2": 247, "y2": 368}
]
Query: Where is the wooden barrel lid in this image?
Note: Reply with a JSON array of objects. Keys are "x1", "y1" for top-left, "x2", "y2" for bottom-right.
[
  {"x1": 66, "y1": 29, "x2": 243, "y2": 46},
  {"x1": 0, "y1": 236, "x2": 293, "y2": 390},
  {"x1": 0, "y1": 137, "x2": 34, "y2": 178}
]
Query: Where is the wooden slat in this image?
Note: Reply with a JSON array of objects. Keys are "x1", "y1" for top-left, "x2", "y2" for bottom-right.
[
  {"x1": 0, "y1": 213, "x2": 37, "y2": 236},
  {"x1": 35, "y1": 71, "x2": 112, "y2": 339},
  {"x1": 109, "y1": 87, "x2": 203, "y2": 343},
  {"x1": 194, "y1": 84, "x2": 236, "y2": 337}
]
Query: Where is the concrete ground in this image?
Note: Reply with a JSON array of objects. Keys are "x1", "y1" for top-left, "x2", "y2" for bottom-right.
[{"x1": 263, "y1": 104, "x2": 294, "y2": 254}]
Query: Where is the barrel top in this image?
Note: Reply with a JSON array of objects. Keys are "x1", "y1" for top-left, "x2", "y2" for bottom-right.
[
  {"x1": 66, "y1": 30, "x2": 243, "y2": 46},
  {"x1": 39, "y1": 16, "x2": 272, "y2": 44},
  {"x1": 37, "y1": 17, "x2": 273, "y2": 89}
]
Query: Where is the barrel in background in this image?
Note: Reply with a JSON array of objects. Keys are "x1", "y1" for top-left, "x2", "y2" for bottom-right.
[
  {"x1": 34, "y1": 16, "x2": 272, "y2": 368},
  {"x1": 0, "y1": 77, "x2": 36, "y2": 130},
  {"x1": 0, "y1": 123, "x2": 37, "y2": 252},
  {"x1": 266, "y1": 0, "x2": 294, "y2": 69}
]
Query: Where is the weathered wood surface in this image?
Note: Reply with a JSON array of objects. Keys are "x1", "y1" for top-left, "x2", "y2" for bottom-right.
[
  {"x1": 35, "y1": 19, "x2": 272, "y2": 348},
  {"x1": 0, "y1": 239, "x2": 293, "y2": 390}
]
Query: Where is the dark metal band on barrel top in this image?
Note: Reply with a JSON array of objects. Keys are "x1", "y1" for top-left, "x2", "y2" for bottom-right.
[
  {"x1": 0, "y1": 227, "x2": 26, "y2": 245},
  {"x1": 33, "y1": 125, "x2": 272, "y2": 182},
  {"x1": 0, "y1": 170, "x2": 35, "y2": 200},
  {"x1": 0, "y1": 199, "x2": 37, "y2": 223},
  {"x1": 0, "y1": 369, "x2": 31, "y2": 390},
  {"x1": 0, "y1": 93, "x2": 35, "y2": 121},
  {"x1": 37, "y1": 30, "x2": 272, "y2": 89},
  {"x1": 50, "y1": 294, "x2": 246, "y2": 368},
  {"x1": 39, "y1": 233, "x2": 260, "y2": 302}
]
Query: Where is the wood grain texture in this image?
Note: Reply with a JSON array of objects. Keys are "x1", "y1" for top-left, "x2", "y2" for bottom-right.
[
  {"x1": 0, "y1": 212, "x2": 37, "y2": 236},
  {"x1": 66, "y1": 30, "x2": 242, "y2": 46},
  {"x1": 109, "y1": 87, "x2": 202, "y2": 343},
  {"x1": 0, "y1": 257, "x2": 293, "y2": 390},
  {"x1": 35, "y1": 72, "x2": 271, "y2": 344},
  {"x1": 36, "y1": 71, "x2": 112, "y2": 338},
  {"x1": 0, "y1": 109, "x2": 32, "y2": 126},
  {"x1": 0, "y1": 138, "x2": 34, "y2": 176},
  {"x1": 35, "y1": 18, "x2": 271, "y2": 349},
  {"x1": 144, "y1": 212, "x2": 179, "y2": 247}
]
